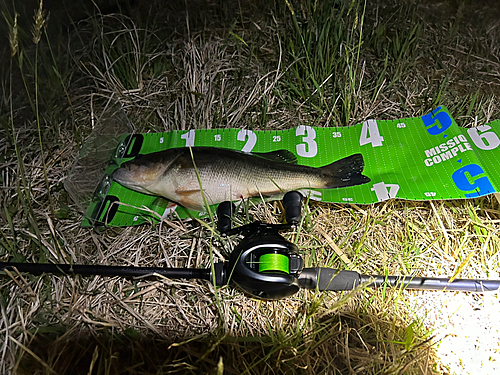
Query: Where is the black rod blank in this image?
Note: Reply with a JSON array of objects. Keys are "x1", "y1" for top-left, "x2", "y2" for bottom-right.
[{"x1": 0, "y1": 262, "x2": 211, "y2": 281}]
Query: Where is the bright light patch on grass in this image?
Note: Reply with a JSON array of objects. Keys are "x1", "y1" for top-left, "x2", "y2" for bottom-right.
[{"x1": 410, "y1": 291, "x2": 500, "y2": 374}]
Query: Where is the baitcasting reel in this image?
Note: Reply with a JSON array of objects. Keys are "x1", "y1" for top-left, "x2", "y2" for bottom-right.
[{"x1": 216, "y1": 191, "x2": 305, "y2": 299}]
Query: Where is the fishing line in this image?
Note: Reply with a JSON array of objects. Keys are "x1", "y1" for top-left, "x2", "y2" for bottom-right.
[{"x1": 258, "y1": 253, "x2": 289, "y2": 274}]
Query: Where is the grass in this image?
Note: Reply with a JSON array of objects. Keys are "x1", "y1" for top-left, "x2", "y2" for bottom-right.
[{"x1": 1, "y1": 0, "x2": 500, "y2": 373}]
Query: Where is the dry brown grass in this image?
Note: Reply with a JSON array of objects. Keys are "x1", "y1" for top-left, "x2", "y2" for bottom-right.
[{"x1": 1, "y1": 0, "x2": 500, "y2": 374}]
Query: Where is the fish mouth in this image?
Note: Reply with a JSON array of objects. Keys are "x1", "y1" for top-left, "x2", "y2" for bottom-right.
[
  {"x1": 112, "y1": 164, "x2": 134, "y2": 184},
  {"x1": 112, "y1": 164, "x2": 155, "y2": 195}
]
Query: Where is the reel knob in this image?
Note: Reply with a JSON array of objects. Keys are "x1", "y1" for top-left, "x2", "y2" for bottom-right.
[
  {"x1": 283, "y1": 191, "x2": 303, "y2": 225},
  {"x1": 217, "y1": 201, "x2": 236, "y2": 234}
]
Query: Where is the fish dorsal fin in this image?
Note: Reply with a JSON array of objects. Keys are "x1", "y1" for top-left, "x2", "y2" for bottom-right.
[{"x1": 252, "y1": 150, "x2": 298, "y2": 164}]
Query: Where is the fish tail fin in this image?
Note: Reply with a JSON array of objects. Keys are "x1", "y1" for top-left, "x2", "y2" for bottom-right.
[{"x1": 320, "y1": 153, "x2": 370, "y2": 188}]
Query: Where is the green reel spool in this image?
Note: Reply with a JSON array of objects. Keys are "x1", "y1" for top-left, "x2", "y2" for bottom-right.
[{"x1": 258, "y1": 253, "x2": 289, "y2": 274}]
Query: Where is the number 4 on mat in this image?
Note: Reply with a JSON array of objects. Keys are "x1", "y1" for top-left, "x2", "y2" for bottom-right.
[{"x1": 360, "y1": 120, "x2": 384, "y2": 147}]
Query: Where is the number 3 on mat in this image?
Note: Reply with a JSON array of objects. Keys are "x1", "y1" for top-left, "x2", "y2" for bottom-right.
[{"x1": 296, "y1": 125, "x2": 317, "y2": 157}]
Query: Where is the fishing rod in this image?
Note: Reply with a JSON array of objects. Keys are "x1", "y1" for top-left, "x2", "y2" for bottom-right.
[{"x1": 1, "y1": 192, "x2": 499, "y2": 299}]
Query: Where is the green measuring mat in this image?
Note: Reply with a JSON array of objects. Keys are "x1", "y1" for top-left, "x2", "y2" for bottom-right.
[{"x1": 74, "y1": 106, "x2": 500, "y2": 227}]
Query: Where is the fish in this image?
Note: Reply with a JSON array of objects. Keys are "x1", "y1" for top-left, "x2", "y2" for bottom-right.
[{"x1": 112, "y1": 147, "x2": 370, "y2": 211}]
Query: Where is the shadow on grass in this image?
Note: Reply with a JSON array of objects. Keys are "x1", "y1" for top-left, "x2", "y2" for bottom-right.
[{"x1": 16, "y1": 311, "x2": 437, "y2": 375}]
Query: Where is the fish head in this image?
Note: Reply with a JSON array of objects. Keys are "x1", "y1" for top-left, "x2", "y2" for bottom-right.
[{"x1": 112, "y1": 155, "x2": 169, "y2": 195}]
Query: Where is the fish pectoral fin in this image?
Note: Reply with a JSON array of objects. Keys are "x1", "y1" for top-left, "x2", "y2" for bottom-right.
[
  {"x1": 175, "y1": 188, "x2": 202, "y2": 196},
  {"x1": 174, "y1": 189, "x2": 207, "y2": 211}
]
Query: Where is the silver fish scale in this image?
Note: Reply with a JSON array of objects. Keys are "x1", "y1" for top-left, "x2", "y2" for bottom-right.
[{"x1": 171, "y1": 149, "x2": 327, "y2": 208}]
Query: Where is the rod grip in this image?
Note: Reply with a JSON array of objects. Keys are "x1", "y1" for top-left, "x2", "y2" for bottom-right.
[{"x1": 298, "y1": 268, "x2": 362, "y2": 291}]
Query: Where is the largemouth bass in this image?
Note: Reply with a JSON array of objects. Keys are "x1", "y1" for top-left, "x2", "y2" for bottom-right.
[{"x1": 112, "y1": 147, "x2": 370, "y2": 211}]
